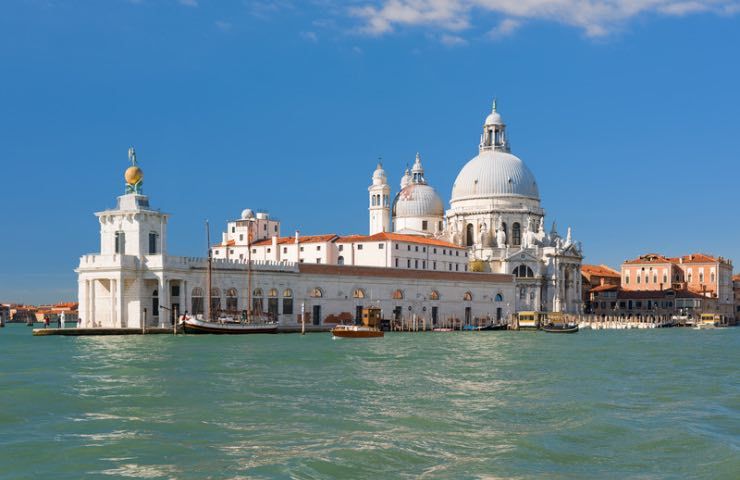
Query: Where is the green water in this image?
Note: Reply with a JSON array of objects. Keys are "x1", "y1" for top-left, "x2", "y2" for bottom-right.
[{"x1": 0, "y1": 325, "x2": 738, "y2": 479}]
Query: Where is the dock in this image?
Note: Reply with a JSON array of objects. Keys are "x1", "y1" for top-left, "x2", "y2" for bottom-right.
[{"x1": 32, "y1": 325, "x2": 333, "y2": 336}]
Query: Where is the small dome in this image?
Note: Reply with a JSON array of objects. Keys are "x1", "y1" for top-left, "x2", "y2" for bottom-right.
[
  {"x1": 241, "y1": 208, "x2": 254, "y2": 219},
  {"x1": 392, "y1": 183, "x2": 444, "y2": 218},
  {"x1": 372, "y1": 163, "x2": 387, "y2": 185},
  {"x1": 124, "y1": 166, "x2": 143, "y2": 185},
  {"x1": 451, "y1": 150, "x2": 539, "y2": 202},
  {"x1": 485, "y1": 111, "x2": 503, "y2": 126}
]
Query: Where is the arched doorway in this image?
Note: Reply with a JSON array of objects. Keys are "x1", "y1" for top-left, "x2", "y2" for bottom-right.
[{"x1": 466, "y1": 223, "x2": 474, "y2": 246}]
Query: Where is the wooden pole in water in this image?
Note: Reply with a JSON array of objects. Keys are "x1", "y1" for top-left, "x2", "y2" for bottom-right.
[
  {"x1": 301, "y1": 302, "x2": 305, "y2": 335},
  {"x1": 142, "y1": 308, "x2": 147, "y2": 335},
  {"x1": 173, "y1": 304, "x2": 178, "y2": 335}
]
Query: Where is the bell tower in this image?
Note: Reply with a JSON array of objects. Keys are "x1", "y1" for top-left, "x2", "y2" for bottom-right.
[
  {"x1": 368, "y1": 162, "x2": 390, "y2": 234},
  {"x1": 480, "y1": 99, "x2": 510, "y2": 153}
]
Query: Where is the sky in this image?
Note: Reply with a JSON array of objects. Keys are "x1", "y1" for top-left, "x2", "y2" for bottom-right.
[{"x1": 1, "y1": 0, "x2": 739, "y2": 304}]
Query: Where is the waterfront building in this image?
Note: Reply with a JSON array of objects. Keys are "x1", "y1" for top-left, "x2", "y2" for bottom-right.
[
  {"x1": 580, "y1": 264, "x2": 621, "y2": 312},
  {"x1": 76, "y1": 158, "x2": 514, "y2": 329},
  {"x1": 77, "y1": 102, "x2": 582, "y2": 328},
  {"x1": 733, "y1": 275, "x2": 740, "y2": 322},
  {"x1": 621, "y1": 253, "x2": 734, "y2": 319},
  {"x1": 8, "y1": 305, "x2": 37, "y2": 323},
  {"x1": 588, "y1": 285, "x2": 718, "y2": 321},
  {"x1": 0, "y1": 304, "x2": 9, "y2": 324}
]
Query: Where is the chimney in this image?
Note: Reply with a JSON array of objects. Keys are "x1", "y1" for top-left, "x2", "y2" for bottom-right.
[{"x1": 295, "y1": 230, "x2": 300, "y2": 244}]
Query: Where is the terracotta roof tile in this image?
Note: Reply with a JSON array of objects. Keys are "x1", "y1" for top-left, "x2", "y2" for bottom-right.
[
  {"x1": 590, "y1": 284, "x2": 619, "y2": 293},
  {"x1": 582, "y1": 264, "x2": 620, "y2": 278},
  {"x1": 336, "y1": 232, "x2": 464, "y2": 249},
  {"x1": 251, "y1": 234, "x2": 339, "y2": 247}
]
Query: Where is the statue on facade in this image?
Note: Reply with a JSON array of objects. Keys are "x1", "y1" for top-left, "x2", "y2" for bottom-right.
[
  {"x1": 495, "y1": 217, "x2": 506, "y2": 247},
  {"x1": 564, "y1": 227, "x2": 572, "y2": 248}
]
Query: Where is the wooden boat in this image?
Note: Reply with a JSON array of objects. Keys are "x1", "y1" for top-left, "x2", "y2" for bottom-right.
[
  {"x1": 332, "y1": 307, "x2": 384, "y2": 338},
  {"x1": 542, "y1": 323, "x2": 579, "y2": 334},
  {"x1": 331, "y1": 324, "x2": 384, "y2": 338},
  {"x1": 432, "y1": 327, "x2": 454, "y2": 332},
  {"x1": 180, "y1": 316, "x2": 277, "y2": 334}
]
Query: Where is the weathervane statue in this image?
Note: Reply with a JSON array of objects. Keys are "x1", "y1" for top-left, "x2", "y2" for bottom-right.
[{"x1": 124, "y1": 146, "x2": 144, "y2": 194}]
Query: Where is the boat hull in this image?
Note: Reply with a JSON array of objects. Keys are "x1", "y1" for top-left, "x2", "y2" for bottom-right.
[
  {"x1": 182, "y1": 319, "x2": 277, "y2": 334},
  {"x1": 331, "y1": 327, "x2": 384, "y2": 338},
  {"x1": 542, "y1": 324, "x2": 579, "y2": 334}
]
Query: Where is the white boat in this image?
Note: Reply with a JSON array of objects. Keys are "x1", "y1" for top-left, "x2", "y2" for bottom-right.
[{"x1": 180, "y1": 315, "x2": 277, "y2": 334}]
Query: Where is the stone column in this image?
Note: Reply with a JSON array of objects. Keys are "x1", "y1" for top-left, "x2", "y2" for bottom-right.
[
  {"x1": 109, "y1": 279, "x2": 115, "y2": 328},
  {"x1": 116, "y1": 277, "x2": 124, "y2": 327}
]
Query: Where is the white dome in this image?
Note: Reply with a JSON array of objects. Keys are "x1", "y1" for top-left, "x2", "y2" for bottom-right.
[
  {"x1": 451, "y1": 150, "x2": 539, "y2": 202},
  {"x1": 393, "y1": 183, "x2": 444, "y2": 218},
  {"x1": 241, "y1": 208, "x2": 254, "y2": 219},
  {"x1": 485, "y1": 111, "x2": 503, "y2": 125}
]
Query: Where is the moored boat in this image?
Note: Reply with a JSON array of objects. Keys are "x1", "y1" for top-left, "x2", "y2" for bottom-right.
[
  {"x1": 542, "y1": 323, "x2": 579, "y2": 333},
  {"x1": 180, "y1": 316, "x2": 277, "y2": 334}
]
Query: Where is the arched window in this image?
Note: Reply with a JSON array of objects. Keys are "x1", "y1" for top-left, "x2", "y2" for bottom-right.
[
  {"x1": 512, "y1": 222, "x2": 521, "y2": 246},
  {"x1": 310, "y1": 287, "x2": 323, "y2": 298},
  {"x1": 466, "y1": 223, "x2": 474, "y2": 247},
  {"x1": 710, "y1": 272, "x2": 715, "y2": 283},
  {"x1": 191, "y1": 287, "x2": 204, "y2": 315},
  {"x1": 353, "y1": 288, "x2": 365, "y2": 299},
  {"x1": 430, "y1": 290, "x2": 440, "y2": 301},
  {"x1": 211, "y1": 287, "x2": 221, "y2": 313},
  {"x1": 253, "y1": 288, "x2": 263, "y2": 297},
  {"x1": 699, "y1": 272, "x2": 704, "y2": 283},
  {"x1": 392, "y1": 289, "x2": 404, "y2": 300},
  {"x1": 114, "y1": 231, "x2": 125, "y2": 254},
  {"x1": 463, "y1": 291, "x2": 473, "y2": 301},
  {"x1": 513, "y1": 265, "x2": 534, "y2": 278},
  {"x1": 226, "y1": 288, "x2": 238, "y2": 311},
  {"x1": 688, "y1": 273, "x2": 692, "y2": 282},
  {"x1": 338, "y1": 256, "x2": 344, "y2": 265},
  {"x1": 268, "y1": 288, "x2": 278, "y2": 298},
  {"x1": 495, "y1": 293, "x2": 504, "y2": 302},
  {"x1": 282, "y1": 289, "x2": 293, "y2": 315}
]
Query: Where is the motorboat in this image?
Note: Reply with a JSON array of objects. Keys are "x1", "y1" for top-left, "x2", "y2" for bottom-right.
[{"x1": 331, "y1": 324, "x2": 384, "y2": 338}]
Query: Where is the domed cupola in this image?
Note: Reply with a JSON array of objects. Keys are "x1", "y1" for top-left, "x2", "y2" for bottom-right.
[
  {"x1": 450, "y1": 100, "x2": 540, "y2": 204},
  {"x1": 392, "y1": 153, "x2": 444, "y2": 235}
]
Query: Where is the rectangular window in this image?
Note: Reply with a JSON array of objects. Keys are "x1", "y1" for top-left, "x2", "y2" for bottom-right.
[
  {"x1": 422, "y1": 261, "x2": 426, "y2": 269},
  {"x1": 282, "y1": 298, "x2": 293, "y2": 315},
  {"x1": 316, "y1": 245, "x2": 321, "y2": 251},
  {"x1": 407, "y1": 245, "x2": 410, "y2": 251},
  {"x1": 267, "y1": 248, "x2": 271, "y2": 253},
  {"x1": 455, "y1": 264, "x2": 459, "y2": 271},
  {"x1": 357, "y1": 244, "x2": 363, "y2": 250},
  {"x1": 379, "y1": 243, "x2": 384, "y2": 249},
  {"x1": 422, "y1": 220, "x2": 428, "y2": 230},
  {"x1": 433, "y1": 261, "x2": 437, "y2": 270},
  {"x1": 300, "y1": 247, "x2": 304, "y2": 252},
  {"x1": 338, "y1": 245, "x2": 344, "y2": 251},
  {"x1": 395, "y1": 258, "x2": 399, "y2": 267},
  {"x1": 415, "y1": 260, "x2": 419, "y2": 269},
  {"x1": 423, "y1": 247, "x2": 426, "y2": 253},
  {"x1": 395, "y1": 244, "x2": 399, "y2": 250},
  {"x1": 283, "y1": 247, "x2": 287, "y2": 253},
  {"x1": 231, "y1": 227, "x2": 235, "y2": 233},
  {"x1": 115, "y1": 231, "x2": 125, "y2": 254},
  {"x1": 456, "y1": 251, "x2": 459, "y2": 256},
  {"x1": 415, "y1": 246, "x2": 419, "y2": 252},
  {"x1": 148, "y1": 232, "x2": 157, "y2": 254},
  {"x1": 316, "y1": 258, "x2": 321, "y2": 264},
  {"x1": 433, "y1": 248, "x2": 437, "y2": 254},
  {"x1": 407, "y1": 259, "x2": 411, "y2": 268},
  {"x1": 252, "y1": 249, "x2": 256, "y2": 254},
  {"x1": 239, "y1": 234, "x2": 244, "y2": 241},
  {"x1": 438, "y1": 221, "x2": 443, "y2": 231}
]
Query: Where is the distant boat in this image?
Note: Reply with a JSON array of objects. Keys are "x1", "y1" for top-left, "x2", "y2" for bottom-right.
[
  {"x1": 332, "y1": 307, "x2": 384, "y2": 338},
  {"x1": 181, "y1": 316, "x2": 277, "y2": 334},
  {"x1": 542, "y1": 323, "x2": 579, "y2": 334},
  {"x1": 331, "y1": 324, "x2": 384, "y2": 339},
  {"x1": 432, "y1": 327, "x2": 454, "y2": 332}
]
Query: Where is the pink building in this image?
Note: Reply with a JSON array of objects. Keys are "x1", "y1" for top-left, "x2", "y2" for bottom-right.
[{"x1": 621, "y1": 253, "x2": 734, "y2": 319}]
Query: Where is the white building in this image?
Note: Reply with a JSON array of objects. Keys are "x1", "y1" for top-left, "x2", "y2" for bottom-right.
[{"x1": 76, "y1": 101, "x2": 581, "y2": 329}]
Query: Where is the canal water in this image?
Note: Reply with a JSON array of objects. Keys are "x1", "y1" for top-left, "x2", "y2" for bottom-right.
[{"x1": 0, "y1": 325, "x2": 737, "y2": 479}]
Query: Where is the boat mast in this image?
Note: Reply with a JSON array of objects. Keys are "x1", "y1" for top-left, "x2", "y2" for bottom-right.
[
  {"x1": 247, "y1": 219, "x2": 252, "y2": 322},
  {"x1": 206, "y1": 220, "x2": 212, "y2": 321}
]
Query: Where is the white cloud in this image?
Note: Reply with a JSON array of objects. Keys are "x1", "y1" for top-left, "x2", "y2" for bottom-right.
[
  {"x1": 487, "y1": 18, "x2": 520, "y2": 39},
  {"x1": 349, "y1": 0, "x2": 740, "y2": 38},
  {"x1": 440, "y1": 33, "x2": 468, "y2": 46}
]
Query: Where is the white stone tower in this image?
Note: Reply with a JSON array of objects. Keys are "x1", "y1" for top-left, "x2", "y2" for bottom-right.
[{"x1": 368, "y1": 162, "x2": 390, "y2": 234}]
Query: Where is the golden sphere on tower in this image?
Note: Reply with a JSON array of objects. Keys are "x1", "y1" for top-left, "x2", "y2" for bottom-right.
[{"x1": 125, "y1": 166, "x2": 143, "y2": 185}]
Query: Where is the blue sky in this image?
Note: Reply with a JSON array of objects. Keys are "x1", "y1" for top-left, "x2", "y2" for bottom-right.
[{"x1": 1, "y1": 0, "x2": 739, "y2": 304}]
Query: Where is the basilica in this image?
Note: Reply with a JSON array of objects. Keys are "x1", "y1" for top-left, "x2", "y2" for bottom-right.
[
  {"x1": 377, "y1": 101, "x2": 585, "y2": 314},
  {"x1": 76, "y1": 101, "x2": 582, "y2": 329}
]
